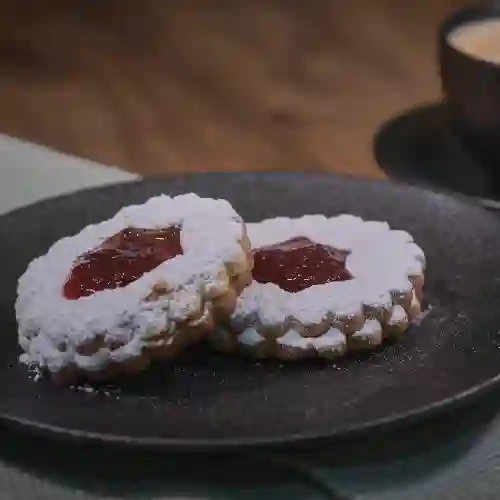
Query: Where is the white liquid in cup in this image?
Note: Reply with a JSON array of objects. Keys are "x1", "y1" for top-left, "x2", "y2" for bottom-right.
[{"x1": 448, "y1": 18, "x2": 500, "y2": 64}]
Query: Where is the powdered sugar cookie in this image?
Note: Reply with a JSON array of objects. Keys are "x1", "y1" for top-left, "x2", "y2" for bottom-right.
[
  {"x1": 210, "y1": 214, "x2": 425, "y2": 360},
  {"x1": 16, "y1": 193, "x2": 252, "y2": 384}
]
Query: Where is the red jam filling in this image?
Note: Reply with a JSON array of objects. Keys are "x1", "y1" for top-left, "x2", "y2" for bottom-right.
[
  {"x1": 252, "y1": 237, "x2": 351, "y2": 293},
  {"x1": 63, "y1": 226, "x2": 182, "y2": 300}
]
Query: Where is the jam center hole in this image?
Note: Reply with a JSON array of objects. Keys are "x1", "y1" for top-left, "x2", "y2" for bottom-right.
[
  {"x1": 63, "y1": 226, "x2": 182, "y2": 300},
  {"x1": 252, "y1": 236, "x2": 352, "y2": 293}
]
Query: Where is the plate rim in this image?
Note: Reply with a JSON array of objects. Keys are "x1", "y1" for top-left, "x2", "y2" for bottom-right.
[
  {"x1": 0, "y1": 370, "x2": 498, "y2": 451},
  {"x1": 0, "y1": 171, "x2": 484, "y2": 219}
]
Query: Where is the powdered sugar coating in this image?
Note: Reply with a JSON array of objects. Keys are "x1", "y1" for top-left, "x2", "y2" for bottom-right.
[
  {"x1": 388, "y1": 305, "x2": 408, "y2": 326},
  {"x1": 277, "y1": 328, "x2": 346, "y2": 352},
  {"x1": 16, "y1": 194, "x2": 246, "y2": 373},
  {"x1": 226, "y1": 215, "x2": 425, "y2": 354},
  {"x1": 348, "y1": 319, "x2": 383, "y2": 349}
]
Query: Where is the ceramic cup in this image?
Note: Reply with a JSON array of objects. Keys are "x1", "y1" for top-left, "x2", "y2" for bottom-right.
[{"x1": 440, "y1": 6, "x2": 500, "y2": 181}]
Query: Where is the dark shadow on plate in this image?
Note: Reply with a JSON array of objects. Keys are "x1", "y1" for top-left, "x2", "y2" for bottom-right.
[
  {"x1": 374, "y1": 103, "x2": 500, "y2": 204},
  {"x1": 71, "y1": 341, "x2": 394, "y2": 398},
  {"x1": 0, "y1": 391, "x2": 498, "y2": 500},
  {"x1": 0, "y1": 427, "x2": 346, "y2": 499}
]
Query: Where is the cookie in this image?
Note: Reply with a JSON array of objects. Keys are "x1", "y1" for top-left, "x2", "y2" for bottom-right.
[
  {"x1": 16, "y1": 193, "x2": 252, "y2": 384},
  {"x1": 210, "y1": 214, "x2": 425, "y2": 360}
]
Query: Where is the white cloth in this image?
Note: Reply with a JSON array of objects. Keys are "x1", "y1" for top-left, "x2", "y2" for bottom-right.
[{"x1": 0, "y1": 135, "x2": 138, "y2": 215}]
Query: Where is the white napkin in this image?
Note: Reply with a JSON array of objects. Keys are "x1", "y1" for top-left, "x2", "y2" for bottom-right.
[{"x1": 0, "y1": 134, "x2": 139, "y2": 215}]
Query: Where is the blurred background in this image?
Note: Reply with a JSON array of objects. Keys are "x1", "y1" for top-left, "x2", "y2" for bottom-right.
[{"x1": 0, "y1": 0, "x2": 470, "y2": 178}]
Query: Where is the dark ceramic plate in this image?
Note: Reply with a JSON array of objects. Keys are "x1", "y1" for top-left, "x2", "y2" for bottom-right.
[{"x1": 1, "y1": 173, "x2": 500, "y2": 450}]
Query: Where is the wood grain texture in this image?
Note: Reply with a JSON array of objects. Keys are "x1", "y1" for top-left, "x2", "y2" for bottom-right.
[{"x1": 0, "y1": 0, "x2": 470, "y2": 177}]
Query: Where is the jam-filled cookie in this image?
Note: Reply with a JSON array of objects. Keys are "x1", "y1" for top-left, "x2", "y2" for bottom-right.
[
  {"x1": 16, "y1": 194, "x2": 253, "y2": 384},
  {"x1": 210, "y1": 215, "x2": 425, "y2": 360}
]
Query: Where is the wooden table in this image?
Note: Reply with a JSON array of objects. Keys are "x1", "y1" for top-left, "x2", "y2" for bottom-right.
[{"x1": 0, "y1": 0, "x2": 470, "y2": 177}]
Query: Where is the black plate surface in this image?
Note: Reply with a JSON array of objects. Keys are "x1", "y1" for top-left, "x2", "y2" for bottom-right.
[{"x1": 1, "y1": 173, "x2": 500, "y2": 450}]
